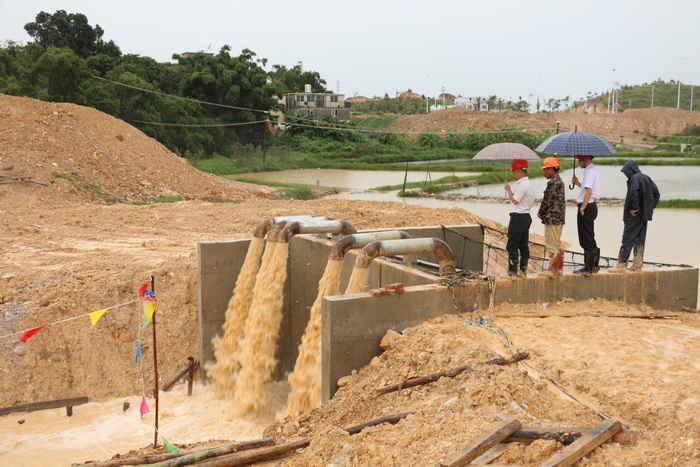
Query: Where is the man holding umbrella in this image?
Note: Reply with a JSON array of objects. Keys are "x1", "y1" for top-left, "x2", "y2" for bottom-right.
[
  {"x1": 571, "y1": 154, "x2": 602, "y2": 274},
  {"x1": 504, "y1": 159, "x2": 536, "y2": 277}
]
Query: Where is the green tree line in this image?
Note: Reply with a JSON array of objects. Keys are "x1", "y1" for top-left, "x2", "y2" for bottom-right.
[{"x1": 0, "y1": 10, "x2": 328, "y2": 158}]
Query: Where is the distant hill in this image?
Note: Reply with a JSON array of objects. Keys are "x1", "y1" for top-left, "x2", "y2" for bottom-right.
[{"x1": 575, "y1": 80, "x2": 699, "y2": 112}]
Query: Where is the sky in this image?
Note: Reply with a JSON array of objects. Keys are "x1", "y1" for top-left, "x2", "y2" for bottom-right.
[{"x1": 1, "y1": 0, "x2": 699, "y2": 106}]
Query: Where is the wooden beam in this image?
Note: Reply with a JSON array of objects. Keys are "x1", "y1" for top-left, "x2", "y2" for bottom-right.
[
  {"x1": 504, "y1": 426, "x2": 637, "y2": 446},
  {"x1": 440, "y1": 419, "x2": 522, "y2": 467},
  {"x1": 0, "y1": 397, "x2": 88, "y2": 417},
  {"x1": 540, "y1": 419, "x2": 622, "y2": 467}
]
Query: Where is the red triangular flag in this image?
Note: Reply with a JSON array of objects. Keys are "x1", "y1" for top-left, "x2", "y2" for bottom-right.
[
  {"x1": 138, "y1": 282, "x2": 149, "y2": 298},
  {"x1": 140, "y1": 395, "x2": 150, "y2": 419},
  {"x1": 20, "y1": 325, "x2": 46, "y2": 343}
]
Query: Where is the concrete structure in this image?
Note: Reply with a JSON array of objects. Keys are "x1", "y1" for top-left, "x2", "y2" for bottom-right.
[
  {"x1": 198, "y1": 224, "x2": 698, "y2": 400},
  {"x1": 283, "y1": 89, "x2": 350, "y2": 121}
]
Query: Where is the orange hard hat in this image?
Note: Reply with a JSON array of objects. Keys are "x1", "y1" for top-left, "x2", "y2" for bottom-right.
[
  {"x1": 511, "y1": 159, "x2": 529, "y2": 171},
  {"x1": 542, "y1": 157, "x2": 560, "y2": 169}
]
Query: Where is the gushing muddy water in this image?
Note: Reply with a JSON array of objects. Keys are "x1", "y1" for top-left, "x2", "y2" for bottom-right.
[{"x1": 284, "y1": 259, "x2": 343, "y2": 415}]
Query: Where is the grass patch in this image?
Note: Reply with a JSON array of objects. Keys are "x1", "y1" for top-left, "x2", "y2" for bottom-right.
[
  {"x1": 657, "y1": 199, "x2": 700, "y2": 209},
  {"x1": 132, "y1": 196, "x2": 183, "y2": 205},
  {"x1": 276, "y1": 185, "x2": 315, "y2": 200}
]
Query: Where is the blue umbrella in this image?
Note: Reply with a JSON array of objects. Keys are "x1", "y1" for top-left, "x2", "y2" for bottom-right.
[
  {"x1": 536, "y1": 130, "x2": 615, "y2": 189},
  {"x1": 535, "y1": 130, "x2": 616, "y2": 155}
]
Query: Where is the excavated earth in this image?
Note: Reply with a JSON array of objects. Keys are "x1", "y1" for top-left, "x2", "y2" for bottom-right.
[{"x1": 0, "y1": 94, "x2": 699, "y2": 466}]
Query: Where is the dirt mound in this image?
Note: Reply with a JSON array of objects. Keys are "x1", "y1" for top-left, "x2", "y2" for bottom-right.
[
  {"x1": 267, "y1": 305, "x2": 699, "y2": 466},
  {"x1": 389, "y1": 105, "x2": 700, "y2": 144},
  {"x1": 0, "y1": 93, "x2": 273, "y2": 203}
]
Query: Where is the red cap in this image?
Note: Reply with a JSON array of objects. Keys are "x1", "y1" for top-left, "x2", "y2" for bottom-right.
[
  {"x1": 575, "y1": 154, "x2": 589, "y2": 160},
  {"x1": 511, "y1": 159, "x2": 529, "y2": 170}
]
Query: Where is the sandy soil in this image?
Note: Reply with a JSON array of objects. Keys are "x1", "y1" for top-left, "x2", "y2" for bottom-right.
[
  {"x1": 389, "y1": 105, "x2": 700, "y2": 145},
  {"x1": 0, "y1": 94, "x2": 699, "y2": 466}
]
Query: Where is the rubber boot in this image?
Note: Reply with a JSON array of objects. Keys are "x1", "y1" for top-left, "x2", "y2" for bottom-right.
[
  {"x1": 592, "y1": 248, "x2": 601, "y2": 273},
  {"x1": 506, "y1": 259, "x2": 518, "y2": 277},
  {"x1": 518, "y1": 257, "x2": 528, "y2": 278},
  {"x1": 573, "y1": 250, "x2": 595, "y2": 275},
  {"x1": 608, "y1": 260, "x2": 627, "y2": 273},
  {"x1": 630, "y1": 252, "x2": 644, "y2": 271}
]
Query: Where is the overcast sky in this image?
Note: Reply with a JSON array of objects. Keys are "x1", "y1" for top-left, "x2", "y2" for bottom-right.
[{"x1": 2, "y1": 0, "x2": 699, "y2": 106}]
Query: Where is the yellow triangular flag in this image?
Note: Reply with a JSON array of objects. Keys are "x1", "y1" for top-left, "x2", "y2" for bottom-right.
[
  {"x1": 88, "y1": 308, "x2": 109, "y2": 326},
  {"x1": 141, "y1": 300, "x2": 156, "y2": 328}
]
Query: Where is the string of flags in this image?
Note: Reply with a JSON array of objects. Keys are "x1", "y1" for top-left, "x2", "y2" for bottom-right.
[
  {"x1": 3, "y1": 277, "x2": 183, "y2": 453},
  {"x1": 1, "y1": 283, "x2": 158, "y2": 343}
]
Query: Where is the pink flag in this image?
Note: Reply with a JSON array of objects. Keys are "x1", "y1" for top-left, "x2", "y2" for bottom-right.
[
  {"x1": 140, "y1": 395, "x2": 150, "y2": 419},
  {"x1": 20, "y1": 325, "x2": 46, "y2": 343}
]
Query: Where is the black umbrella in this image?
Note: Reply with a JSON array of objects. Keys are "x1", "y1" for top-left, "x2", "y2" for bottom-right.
[{"x1": 535, "y1": 130, "x2": 616, "y2": 189}]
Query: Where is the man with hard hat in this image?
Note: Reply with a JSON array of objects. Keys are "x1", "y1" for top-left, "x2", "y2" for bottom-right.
[
  {"x1": 571, "y1": 154, "x2": 602, "y2": 274},
  {"x1": 504, "y1": 159, "x2": 536, "y2": 277},
  {"x1": 537, "y1": 156, "x2": 565, "y2": 274}
]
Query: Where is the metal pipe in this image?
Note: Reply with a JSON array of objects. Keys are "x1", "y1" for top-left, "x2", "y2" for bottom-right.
[
  {"x1": 279, "y1": 220, "x2": 357, "y2": 243},
  {"x1": 354, "y1": 238, "x2": 456, "y2": 274},
  {"x1": 266, "y1": 220, "x2": 289, "y2": 242},
  {"x1": 253, "y1": 215, "x2": 330, "y2": 238},
  {"x1": 329, "y1": 231, "x2": 412, "y2": 260}
]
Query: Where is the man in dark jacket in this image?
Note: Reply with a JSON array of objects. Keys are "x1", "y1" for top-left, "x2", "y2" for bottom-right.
[{"x1": 609, "y1": 160, "x2": 660, "y2": 272}]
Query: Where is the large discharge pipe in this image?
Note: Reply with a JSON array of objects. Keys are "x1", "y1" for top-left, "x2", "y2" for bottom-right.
[
  {"x1": 253, "y1": 215, "x2": 331, "y2": 239},
  {"x1": 279, "y1": 220, "x2": 357, "y2": 243},
  {"x1": 329, "y1": 231, "x2": 412, "y2": 261},
  {"x1": 345, "y1": 238, "x2": 456, "y2": 294}
]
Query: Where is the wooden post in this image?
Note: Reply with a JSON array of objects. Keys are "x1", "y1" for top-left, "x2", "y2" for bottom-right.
[
  {"x1": 151, "y1": 275, "x2": 160, "y2": 448},
  {"x1": 187, "y1": 356, "x2": 195, "y2": 396}
]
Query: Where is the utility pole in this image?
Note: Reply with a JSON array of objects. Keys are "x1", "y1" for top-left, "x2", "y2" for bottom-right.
[
  {"x1": 677, "y1": 57, "x2": 685, "y2": 109},
  {"x1": 691, "y1": 86, "x2": 695, "y2": 111},
  {"x1": 426, "y1": 74, "x2": 429, "y2": 113}
]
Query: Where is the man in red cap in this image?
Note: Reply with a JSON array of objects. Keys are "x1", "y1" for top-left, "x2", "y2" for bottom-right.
[
  {"x1": 571, "y1": 154, "x2": 602, "y2": 274},
  {"x1": 504, "y1": 159, "x2": 536, "y2": 277}
]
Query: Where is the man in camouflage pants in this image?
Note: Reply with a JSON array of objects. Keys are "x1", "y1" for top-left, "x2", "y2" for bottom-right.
[{"x1": 537, "y1": 157, "x2": 566, "y2": 274}]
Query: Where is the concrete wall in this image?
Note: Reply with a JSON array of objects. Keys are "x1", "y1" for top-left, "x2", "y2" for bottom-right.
[{"x1": 198, "y1": 225, "x2": 482, "y2": 380}]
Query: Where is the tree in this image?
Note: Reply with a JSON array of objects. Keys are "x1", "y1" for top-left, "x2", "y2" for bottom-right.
[
  {"x1": 267, "y1": 62, "x2": 327, "y2": 96},
  {"x1": 24, "y1": 10, "x2": 121, "y2": 59}
]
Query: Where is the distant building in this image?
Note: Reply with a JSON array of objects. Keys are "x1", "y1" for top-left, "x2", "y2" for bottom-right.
[
  {"x1": 179, "y1": 52, "x2": 214, "y2": 58},
  {"x1": 396, "y1": 90, "x2": 423, "y2": 100},
  {"x1": 283, "y1": 84, "x2": 349, "y2": 120},
  {"x1": 455, "y1": 97, "x2": 488, "y2": 111}
]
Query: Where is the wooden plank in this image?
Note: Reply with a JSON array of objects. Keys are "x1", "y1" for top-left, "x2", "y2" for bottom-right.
[
  {"x1": 504, "y1": 426, "x2": 637, "y2": 446},
  {"x1": 440, "y1": 419, "x2": 522, "y2": 467},
  {"x1": 0, "y1": 397, "x2": 88, "y2": 416},
  {"x1": 540, "y1": 419, "x2": 622, "y2": 467},
  {"x1": 469, "y1": 443, "x2": 510, "y2": 464}
]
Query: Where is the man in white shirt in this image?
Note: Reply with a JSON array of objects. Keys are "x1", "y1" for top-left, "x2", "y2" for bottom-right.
[
  {"x1": 571, "y1": 154, "x2": 602, "y2": 274},
  {"x1": 504, "y1": 159, "x2": 536, "y2": 277}
]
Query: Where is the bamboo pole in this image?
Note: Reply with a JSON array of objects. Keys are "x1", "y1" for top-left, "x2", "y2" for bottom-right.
[
  {"x1": 375, "y1": 352, "x2": 529, "y2": 395},
  {"x1": 72, "y1": 439, "x2": 274, "y2": 467},
  {"x1": 151, "y1": 275, "x2": 159, "y2": 448}
]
